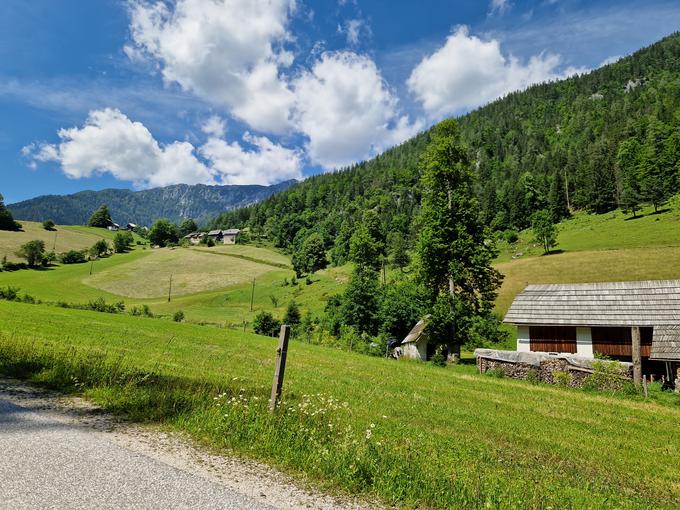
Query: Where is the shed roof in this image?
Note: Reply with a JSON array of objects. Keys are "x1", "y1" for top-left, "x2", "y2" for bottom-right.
[
  {"x1": 402, "y1": 315, "x2": 431, "y2": 345},
  {"x1": 504, "y1": 280, "x2": 680, "y2": 327},
  {"x1": 222, "y1": 229, "x2": 240, "y2": 235},
  {"x1": 650, "y1": 325, "x2": 680, "y2": 360},
  {"x1": 207, "y1": 230, "x2": 222, "y2": 236}
]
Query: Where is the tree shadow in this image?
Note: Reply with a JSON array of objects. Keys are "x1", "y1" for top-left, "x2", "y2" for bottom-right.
[
  {"x1": 541, "y1": 249, "x2": 564, "y2": 256},
  {"x1": 651, "y1": 207, "x2": 672, "y2": 215},
  {"x1": 623, "y1": 214, "x2": 646, "y2": 221}
]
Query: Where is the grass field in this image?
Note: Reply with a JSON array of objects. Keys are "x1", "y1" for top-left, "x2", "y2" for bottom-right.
[
  {"x1": 0, "y1": 300, "x2": 677, "y2": 509},
  {"x1": 0, "y1": 221, "x2": 142, "y2": 262}
]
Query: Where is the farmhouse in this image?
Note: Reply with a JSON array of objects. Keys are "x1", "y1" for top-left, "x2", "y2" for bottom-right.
[
  {"x1": 221, "y1": 228, "x2": 240, "y2": 245},
  {"x1": 504, "y1": 280, "x2": 680, "y2": 381},
  {"x1": 183, "y1": 232, "x2": 204, "y2": 245}
]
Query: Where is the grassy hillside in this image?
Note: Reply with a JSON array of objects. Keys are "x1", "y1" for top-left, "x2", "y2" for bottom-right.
[
  {"x1": 0, "y1": 221, "x2": 144, "y2": 262},
  {"x1": 0, "y1": 300, "x2": 678, "y2": 509}
]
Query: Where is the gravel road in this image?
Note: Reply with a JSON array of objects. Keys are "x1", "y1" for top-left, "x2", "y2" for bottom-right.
[{"x1": 0, "y1": 381, "x2": 373, "y2": 510}]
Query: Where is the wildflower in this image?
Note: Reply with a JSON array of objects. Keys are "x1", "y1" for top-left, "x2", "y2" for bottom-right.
[{"x1": 365, "y1": 429, "x2": 372, "y2": 439}]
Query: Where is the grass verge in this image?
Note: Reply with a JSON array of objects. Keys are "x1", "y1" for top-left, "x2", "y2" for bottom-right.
[{"x1": 0, "y1": 300, "x2": 678, "y2": 509}]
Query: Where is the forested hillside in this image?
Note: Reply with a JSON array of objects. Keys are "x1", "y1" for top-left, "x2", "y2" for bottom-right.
[
  {"x1": 9, "y1": 181, "x2": 295, "y2": 226},
  {"x1": 212, "y1": 32, "x2": 680, "y2": 263}
]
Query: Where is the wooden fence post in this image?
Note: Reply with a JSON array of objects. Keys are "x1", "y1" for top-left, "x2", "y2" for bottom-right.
[
  {"x1": 632, "y1": 326, "x2": 641, "y2": 386},
  {"x1": 269, "y1": 324, "x2": 291, "y2": 413}
]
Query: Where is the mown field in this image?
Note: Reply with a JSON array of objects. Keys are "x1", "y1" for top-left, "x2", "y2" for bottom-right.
[
  {"x1": 0, "y1": 221, "x2": 146, "y2": 262},
  {"x1": 0, "y1": 300, "x2": 677, "y2": 509}
]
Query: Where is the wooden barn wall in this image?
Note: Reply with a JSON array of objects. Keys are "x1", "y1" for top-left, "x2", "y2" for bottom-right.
[
  {"x1": 592, "y1": 327, "x2": 653, "y2": 358},
  {"x1": 529, "y1": 326, "x2": 577, "y2": 353}
]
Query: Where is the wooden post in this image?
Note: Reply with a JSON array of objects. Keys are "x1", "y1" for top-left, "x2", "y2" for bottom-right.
[
  {"x1": 269, "y1": 324, "x2": 291, "y2": 413},
  {"x1": 167, "y1": 274, "x2": 173, "y2": 302},
  {"x1": 631, "y1": 326, "x2": 642, "y2": 386},
  {"x1": 89, "y1": 259, "x2": 94, "y2": 275},
  {"x1": 250, "y1": 279, "x2": 255, "y2": 312}
]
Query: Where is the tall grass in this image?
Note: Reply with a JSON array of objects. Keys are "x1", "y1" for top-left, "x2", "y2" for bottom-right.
[{"x1": 1, "y1": 301, "x2": 678, "y2": 509}]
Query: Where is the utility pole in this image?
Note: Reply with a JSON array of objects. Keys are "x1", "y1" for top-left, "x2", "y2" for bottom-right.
[
  {"x1": 53, "y1": 231, "x2": 58, "y2": 251},
  {"x1": 269, "y1": 324, "x2": 291, "y2": 413},
  {"x1": 249, "y1": 278, "x2": 255, "y2": 312},
  {"x1": 89, "y1": 258, "x2": 94, "y2": 275},
  {"x1": 167, "y1": 274, "x2": 173, "y2": 302}
]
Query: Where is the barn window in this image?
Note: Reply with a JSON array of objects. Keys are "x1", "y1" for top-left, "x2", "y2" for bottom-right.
[
  {"x1": 591, "y1": 327, "x2": 653, "y2": 358},
  {"x1": 529, "y1": 326, "x2": 577, "y2": 353}
]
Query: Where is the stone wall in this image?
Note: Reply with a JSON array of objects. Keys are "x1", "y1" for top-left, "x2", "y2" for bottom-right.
[{"x1": 475, "y1": 349, "x2": 633, "y2": 388}]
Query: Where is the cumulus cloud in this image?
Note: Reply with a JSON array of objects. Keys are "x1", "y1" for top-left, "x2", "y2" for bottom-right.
[
  {"x1": 293, "y1": 52, "x2": 421, "y2": 170},
  {"x1": 201, "y1": 132, "x2": 302, "y2": 185},
  {"x1": 24, "y1": 108, "x2": 302, "y2": 187},
  {"x1": 407, "y1": 26, "x2": 582, "y2": 118},
  {"x1": 127, "y1": 0, "x2": 296, "y2": 133}
]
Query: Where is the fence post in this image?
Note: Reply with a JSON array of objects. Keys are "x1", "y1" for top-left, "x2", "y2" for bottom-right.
[
  {"x1": 632, "y1": 326, "x2": 641, "y2": 386},
  {"x1": 269, "y1": 324, "x2": 291, "y2": 413}
]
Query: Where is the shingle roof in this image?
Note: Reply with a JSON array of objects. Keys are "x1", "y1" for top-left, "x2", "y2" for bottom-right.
[
  {"x1": 504, "y1": 280, "x2": 680, "y2": 327},
  {"x1": 650, "y1": 325, "x2": 680, "y2": 360},
  {"x1": 222, "y1": 229, "x2": 240, "y2": 235}
]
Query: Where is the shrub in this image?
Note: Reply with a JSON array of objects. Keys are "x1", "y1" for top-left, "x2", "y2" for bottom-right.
[
  {"x1": 526, "y1": 369, "x2": 541, "y2": 385},
  {"x1": 173, "y1": 310, "x2": 185, "y2": 322},
  {"x1": 430, "y1": 348, "x2": 447, "y2": 367},
  {"x1": 503, "y1": 229, "x2": 519, "y2": 243},
  {"x1": 253, "y1": 311, "x2": 281, "y2": 337},
  {"x1": 16, "y1": 240, "x2": 46, "y2": 267},
  {"x1": 553, "y1": 370, "x2": 572, "y2": 387},
  {"x1": 42, "y1": 220, "x2": 56, "y2": 230},
  {"x1": 0, "y1": 286, "x2": 20, "y2": 301},
  {"x1": 283, "y1": 301, "x2": 301, "y2": 327},
  {"x1": 113, "y1": 231, "x2": 134, "y2": 253},
  {"x1": 59, "y1": 250, "x2": 87, "y2": 264},
  {"x1": 486, "y1": 366, "x2": 505, "y2": 378},
  {"x1": 89, "y1": 239, "x2": 110, "y2": 258},
  {"x1": 583, "y1": 360, "x2": 631, "y2": 393}
]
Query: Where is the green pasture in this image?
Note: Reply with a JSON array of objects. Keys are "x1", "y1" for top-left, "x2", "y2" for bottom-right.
[{"x1": 0, "y1": 300, "x2": 677, "y2": 509}]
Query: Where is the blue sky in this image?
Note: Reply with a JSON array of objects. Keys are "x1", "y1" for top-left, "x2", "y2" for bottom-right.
[{"x1": 2, "y1": 0, "x2": 680, "y2": 204}]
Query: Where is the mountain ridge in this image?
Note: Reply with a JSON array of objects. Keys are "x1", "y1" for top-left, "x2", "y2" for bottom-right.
[{"x1": 8, "y1": 181, "x2": 296, "y2": 226}]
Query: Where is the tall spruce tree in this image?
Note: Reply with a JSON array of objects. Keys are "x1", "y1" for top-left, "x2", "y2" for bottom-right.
[
  {"x1": 88, "y1": 204, "x2": 113, "y2": 228},
  {"x1": 0, "y1": 194, "x2": 21, "y2": 231},
  {"x1": 415, "y1": 119, "x2": 502, "y2": 361}
]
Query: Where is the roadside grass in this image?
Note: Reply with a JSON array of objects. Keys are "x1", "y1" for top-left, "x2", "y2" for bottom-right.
[
  {"x1": 0, "y1": 300, "x2": 678, "y2": 509},
  {"x1": 0, "y1": 221, "x2": 142, "y2": 262}
]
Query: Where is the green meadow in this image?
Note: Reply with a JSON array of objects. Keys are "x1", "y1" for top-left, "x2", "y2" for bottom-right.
[{"x1": 0, "y1": 300, "x2": 678, "y2": 509}]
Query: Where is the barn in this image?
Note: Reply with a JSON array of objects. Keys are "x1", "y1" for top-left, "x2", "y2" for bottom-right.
[{"x1": 504, "y1": 280, "x2": 680, "y2": 382}]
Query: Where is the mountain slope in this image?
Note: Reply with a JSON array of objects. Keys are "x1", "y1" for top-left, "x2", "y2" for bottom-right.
[
  {"x1": 211, "y1": 32, "x2": 680, "y2": 262},
  {"x1": 8, "y1": 181, "x2": 296, "y2": 226}
]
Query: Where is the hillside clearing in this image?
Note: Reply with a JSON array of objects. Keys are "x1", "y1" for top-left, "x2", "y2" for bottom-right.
[
  {"x1": 0, "y1": 300, "x2": 677, "y2": 509},
  {"x1": 495, "y1": 245, "x2": 680, "y2": 314},
  {"x1": 0, "y1": 221, "x2": 130, "y2": 262},
  {"x1": 87, "y1": 248, "x2": 277, "y2": 298}
]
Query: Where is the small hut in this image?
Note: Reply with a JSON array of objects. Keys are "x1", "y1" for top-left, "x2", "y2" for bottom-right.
[{"x1": 401, "y1": 316, "x2": 434, "y2": 361}]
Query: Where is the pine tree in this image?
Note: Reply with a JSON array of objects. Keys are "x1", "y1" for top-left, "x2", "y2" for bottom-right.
[
  {"x1": 88, "y1": 204, "x2": 113, "y2": 228},
  {"x1": 548, "y1": 171, "x2": 569, "y2": 222},
  {"x1": 0, "y1": 194, "x2": 21, "y2": 231}
]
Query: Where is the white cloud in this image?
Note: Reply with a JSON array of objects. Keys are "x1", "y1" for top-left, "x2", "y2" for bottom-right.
[
  {"x1": 127, "y1": 0, "x2": 296, "y2": 134},
  {"x1": 407, "y1": 26, "x2": 582, "y2": 118},
  {"x1": 293, "y1": 51, "x2": 421, "y2": 170},
  {"x1": 201, "y1": 132, "x2": 302, "y2": 185},
  {"x1": 489, "y1": 0, "x2": 512, "y2": 16},
  {"x1": 338, "y1": 18, "x2": 368, "y2": 46},
  {"x1": 24, "y1": 108, "x2": 302, "y2": 187},
  {"x1": 201, "y1": 115, "x2": 226, "y2": 138}
]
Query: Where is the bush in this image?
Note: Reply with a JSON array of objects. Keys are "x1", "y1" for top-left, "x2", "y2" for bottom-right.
[
  {"x1": 430, "y1": 348, "x2": 447, "y2": 367},
  {"x1": 253, "y1": 311, "x2": 281, "y2": 337},
  {"x1": 15, "y1": 240, "x2": 46, "y2": 267},
  {"x1": 553, "y1": 370, "x2": 572, "y2": 387},
  {"x1": 583, "y1": 360, "x2": 632, "y2": 393},
  {"x1": 283, "y1": 301, "x2": 301, "y2": 327},
  {"x1": 526, "y1": 369, "x2": 541, "y2": 385},
  {"x1": 173, "y1": 310, "x2": 185, "y2": 322},
  {"x1": 113, "y1": 231, "x2": 134, "y2": 253},
  {"x1": 503, "y1": 229, "x2": 519, "y2": 243},
  {"x1": 59, "y1": 250, "x2": 87, "y2": 264},
  {"x1": 42, "y1": 220, "x2": 56, "y2": 230},
  {"x1": 486, "y1": 366, "x2": 505, "y2": 378},
  {"x1": 89, "y1": 239, "x2": 110, "y2": 258}
]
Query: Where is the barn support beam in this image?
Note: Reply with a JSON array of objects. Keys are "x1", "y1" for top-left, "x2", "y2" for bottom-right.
[{"x1": 631, "y1": 326, "x2": 642, "y2": 385}]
